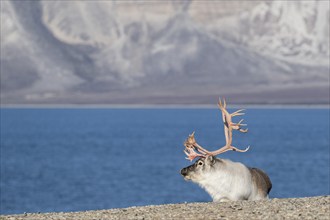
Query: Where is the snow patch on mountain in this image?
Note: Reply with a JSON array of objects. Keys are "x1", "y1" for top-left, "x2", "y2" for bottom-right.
[
  {"x1": 209, "y1": 0, "x2": 329, "y2": 66},
  {"x1": 1, "y1": 0, "x2": 329, "y2": 104}
]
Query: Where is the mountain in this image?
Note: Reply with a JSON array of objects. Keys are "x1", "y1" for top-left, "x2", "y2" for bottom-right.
[{"x1": 1, "y1": 0, "x2": 329, "y2": 105}]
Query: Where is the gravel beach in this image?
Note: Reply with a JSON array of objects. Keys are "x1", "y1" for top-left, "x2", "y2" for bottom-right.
[{"x1": 1, "y1": 196, "x2": 329, "y2": 220}]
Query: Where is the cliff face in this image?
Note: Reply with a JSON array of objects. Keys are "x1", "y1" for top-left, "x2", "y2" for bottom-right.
[
  {"x1": 1, "y1": 1, "x2": 329, "y2": 104},
  {"x1": 1, "y1": 196, "x2": 329, "y2": 220}
]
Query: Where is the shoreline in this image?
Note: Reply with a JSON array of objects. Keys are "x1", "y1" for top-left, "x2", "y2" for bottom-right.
[
  {"x1": 1, "y1": 104, "x2": 329, "y2": 109},
  {"x1": 2, "y1": 196, "x2": 329, "y2": 220}
]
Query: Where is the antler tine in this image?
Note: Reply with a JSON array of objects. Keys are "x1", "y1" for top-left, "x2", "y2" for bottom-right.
[
  {"x1": 237, "y1": 119, "x2": 247, "y2": 126},
  {"x1": 231, "y1": 119, "x2": 248, "y2": 133},
  {"x1": 210, "y1": 145, "x2": 250, "y2": 156},
  {"x1": 218, "y1": 97, "x2": 223, "y2": 110},
  {"x1": 183, "y1": 131, "x2": 211, "y2": 161},
  {"x1": 218, "y1": 97, "x2": 227, "y2": 109},
  {"x1": 184, "y1": 131, "x2": 196, "y2": 148},
  {"x1": 187, "y1": 132, "x2": 212, "y2": 154},
  {"x1": 230, "y1": 145, "x2": 250, "y2": 153},
  {"x1": 231, "y1": 109, "x2": 245, "y2": 117},
  {"x1": 184, "y1": 148, "x2": 205, "y2": 161},
  {"x1": 219, "y1": 97, "x2": 227, "y2": 108},
  {"x1": 194, "y1": 142, "x2": 212, "y2": 155}
]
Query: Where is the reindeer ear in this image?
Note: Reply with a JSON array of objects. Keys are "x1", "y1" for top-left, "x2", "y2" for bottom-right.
[{"x1": 206, "y1": 155, "x2": 215, "y2": 165}]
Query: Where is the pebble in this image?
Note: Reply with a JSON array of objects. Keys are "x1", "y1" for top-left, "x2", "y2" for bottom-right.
[{"x1": 1, "y1": 196, "x2": 329, "y2": 220}]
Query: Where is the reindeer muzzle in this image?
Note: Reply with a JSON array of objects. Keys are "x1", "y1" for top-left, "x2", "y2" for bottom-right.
[{"x1": 180, "y1": 168, "x2": 188, "y2": 176}]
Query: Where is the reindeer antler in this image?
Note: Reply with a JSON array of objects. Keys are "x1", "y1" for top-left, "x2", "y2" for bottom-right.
[{"x1": 183, "y1": 98, "x2": 250, "y2": 161}]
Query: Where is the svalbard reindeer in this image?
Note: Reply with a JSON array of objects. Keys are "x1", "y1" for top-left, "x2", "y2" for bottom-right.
[{"x1": 180, "y1": 99, "x2": 272, "y2": 202}]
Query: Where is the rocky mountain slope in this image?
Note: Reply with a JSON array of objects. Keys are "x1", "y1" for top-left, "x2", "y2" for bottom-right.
[{"x1": 1, "y1": 0, "x2": 329, "y2": 104}]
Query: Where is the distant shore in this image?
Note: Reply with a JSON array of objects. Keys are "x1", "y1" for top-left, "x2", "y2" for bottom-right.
[
  {"x1": 2, "y1": 196, "x2": 329, "y2": 220},
  {"x1": 1, "y1": 103, "x2": 329, "y2": 109}
]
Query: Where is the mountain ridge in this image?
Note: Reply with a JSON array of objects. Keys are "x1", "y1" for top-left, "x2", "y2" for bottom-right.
[{"x1": 1, "y1": 0, "x2": 329, "y2": 105}]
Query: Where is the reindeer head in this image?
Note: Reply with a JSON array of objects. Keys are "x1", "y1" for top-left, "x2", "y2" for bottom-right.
[{"x1": 180, "y1": 155, "x2": 217, "y2": 182}]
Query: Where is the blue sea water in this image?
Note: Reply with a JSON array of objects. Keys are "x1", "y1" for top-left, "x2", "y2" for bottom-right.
[{"x1": 0, "y1": 108, "x2": 329, "y2": 214}]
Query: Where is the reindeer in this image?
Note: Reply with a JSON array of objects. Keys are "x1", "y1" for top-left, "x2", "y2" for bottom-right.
[{"x1": 180, "y1": 99, "x2": 272, "y2": 202}]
